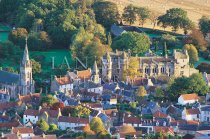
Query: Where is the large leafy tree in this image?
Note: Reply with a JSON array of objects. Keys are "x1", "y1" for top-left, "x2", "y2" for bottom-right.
[
  {"x1": 71, "y1": 27, "x2": 110, "y2": 66},
  {"x1": 0, "y1": 0, "x2": 19, "y2": 23},
  {"x1": 158, "y1": 8, "x2": 193, "y2": 32},
  {"x1": 167, "y1": 73, "x2": 209, "y2": 101},
  {"x1": 90, "y1": 117, "x2": 106, "y2": 134},
  {"x1": 199, "y1": 16, "x2": 210, "y2": 37},
  {"x1": 189, "y1": 29, "x2": 208, "y2": 51},
  {"x1": 122, "y1": 4, "x2": 137, "y2": 25},
  {"x1": 37, "y1": 118, "x2": 49, "y2": 132},
  {"x1": 93, "y1": 1, "x2": 119, "y2": 28},
  {"x1": 122, "y1": 57, "x2": 141, "y2": 82},
  {"x1": 136, "y1": 7, "x2": 150, "y2": 27},
  {"x1": 62, "y1": 105, "x2": 91, "y2": 118},
  {"x1": 31, "y1": 59, "x2": 41, "y2": 74},
  {"x1": 136, "y1": 86, "x2": 147, "y2": 97},
  {"x1": 183, "y1": 44, "x2": 199, "y2": 65},
  {"x1": 8, "y1": 28, "x2": 28, "y2": 48},
  {"x1": 40, "y1": 95, "x2": 58, "y2": 107},
  {"x1": 112, "y1": 32, "x2": 150, "y2": 55}
]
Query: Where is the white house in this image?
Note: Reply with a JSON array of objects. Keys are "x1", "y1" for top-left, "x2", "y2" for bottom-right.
[
  {"x1": 182, "y1": 108, "x2": 201, "y2": 121},
  {"x1": 51, "y1": 75, "x2": 74, "y2": 93},
  {"x1": 178, "y1": 93, "x2": 199, "y2": 105},
  {"x1": 23, "y1": 109, "x2": 39, "y2": 125},
  {"x1": 58, "y1": 116, "x2": 89, "y2": 130},
  {"x1": 200, "y1": 105, "x2": 210, "y2": 123},
  {"x1": 80, "y1": 81, "x2": 103, "y2": 94}
]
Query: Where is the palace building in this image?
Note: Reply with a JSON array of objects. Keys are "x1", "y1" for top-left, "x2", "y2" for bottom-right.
[
  {"x1": 102, "y1": 49, "x2": 198, "y2": 81},
  {"x1": 0, "y1": 38, "x2": 34, "y2": 98}
]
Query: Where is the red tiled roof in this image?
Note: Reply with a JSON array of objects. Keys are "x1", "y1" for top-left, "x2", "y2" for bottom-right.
[
  {"x1": 181, "y1": 93, "x2": 199, "y2": 101},
  {"x1": 24, "y1": 109, "x2": 39, "y2": 116},
  {"x1": 76, "y1": 69, "x2": 91, "y2": 80},
  {"x1": 0, "y1": 102, "x2": 16, "y2": 111},
  {"x1": 58, "y1": 116, "x2": 89, "y2": 124},
  {"x1": 154, "y1": 126, "x2": 174, "y2": 136},
  {"x1": 40, "y1": 108, "x2": 60, "y2": 118},
  {"x1": 19, "y1": 93, "x2": 40, "y2": 103},
  {"x1": 12, "y1": 127, "x2": 34, "y2": 134},
  {"x1": 186, "y1": 108, "x2": 200, "y2": 115},
  {"x1": 55, "y1": 76, "x2": 72, "y2": 85},
  {"x1": 153, "y1": 111, "x2": 168, "y2": 118},
  {"x1": 4, "y1": 133, "x2": 18, "y2": 139},
  {"x1": 0, "y1": 120, "x2": 21, "y2": 128},
  {"x1": 124, "y1": 117, "x2": 142, "y2": 124}
]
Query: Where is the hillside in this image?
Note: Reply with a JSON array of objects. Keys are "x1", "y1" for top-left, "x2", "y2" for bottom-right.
[{"x1": 108, "y1": 0, "x2": 210, "y2": 28}]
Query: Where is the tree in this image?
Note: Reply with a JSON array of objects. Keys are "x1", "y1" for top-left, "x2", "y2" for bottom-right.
[
  {"x1": 40, "y1": 95, "x2": 58, "y2": 107},
  {"x1": 154, "y1": 87, "x2": 164, "y2": 99},
  {"x1": 112, "y1": 32, "x2": 150, "y2": 55},
  {"x1": 199, "y1": 16, "x2": 210, "y2": 37},
  {"x1": 31, "y1": 59, "x2": 41, "y2": 74},
  {"x1": 183, "y1": 44, "x2": 199, "y2": 65},
  {"x1": 93, "y1": 1, "x2": 119, "y2": 28},
  {"x1": 62, "y1": 105, "x2": 91, "y2": 118},
  {"x1": 51, "y1": 102, "x2": 64, "y2": 110},
  {"x1": 136, "y1": 86, "x2": 147, "y2": 97},
  {"x1": 162, "y1": 42, "x2": 167, "y2": 57},
  {"x1": 71, "y1": 27, "x2": 110, "y2": 66},
  {"x1": 122, "y1": 4, "x2": 137, "y2": 25},
  {"x1": 158, "y1": 8, "x2": 192, "y2": 32},
  {"x1": 150, "y1": 11, "x2": 161, "y2": 29},
  {"x1": 196, "y1": 63, "x2": 210, "y2": 73},
  {"x1": 122, "y1": 57, "x2": 141, "y2": 82},
  {"x1": 49, "y1": 124, "x2": 58, "y2": 131},
  {"x1": 37, "y1": 119, "x2": 49, "y2": 132},
  {"x1": 189, "y1": 29, "x2": 208, "y2": 51},
  {"x1": 161, "y1": 34, "x2": 177, "y2": 48},
  {"x1": 8, "y1": 28, "x2": 28, "y2": 48},
  {"x1": 18, "y1": 10, "x2": 35, "y2": 31},
  {"x1": 167, "y1": 73, "x2": 209, "y2": 101},
  {"x1": 137, "y1": 7, "x2": 150, "y2": 27},
  {"x1": 107, "y1": 32, "x2": 112, "y2": 46},
  {"x1": 90, "y1": 117, "x2": 105, "y2": 134},
  {"x1": 0, "y1": 0, "x2": 19, "y2": 23}
]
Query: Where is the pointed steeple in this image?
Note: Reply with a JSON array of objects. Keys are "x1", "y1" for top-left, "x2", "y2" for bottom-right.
[
  {"x1": 93, "y1": 60, "x2": 99, "y2": 75},
  {"x1": 106, "y1": 52, "x2": 111, "y2": 63},
  {"x1": 22, "y1": 37, "x2": 29, "y2": 65}
]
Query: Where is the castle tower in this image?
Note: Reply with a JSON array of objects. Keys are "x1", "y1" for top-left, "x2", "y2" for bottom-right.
[
  {"x1": 92, "y1": 60, "x2": 101, "y2": 84},
  {"x1": 19, "y1": 37, "x2": 34, "y2": 95}
]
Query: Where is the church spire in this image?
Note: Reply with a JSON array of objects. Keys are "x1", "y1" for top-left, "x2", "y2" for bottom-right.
[
  {"x1": 93, "y1": 60, "x2": 99, "y2": 75},
  {"x1": 22, "y1": 37, "x2": 29, "y2": 65}
]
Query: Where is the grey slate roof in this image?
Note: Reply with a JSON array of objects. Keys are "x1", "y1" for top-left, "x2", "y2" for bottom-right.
[
  {"x1": 111, "y1": 24, "x2": 126, "y2": 36},
  {"x1": 0, "y1": 70, "x2": 19, "y2": 85}
]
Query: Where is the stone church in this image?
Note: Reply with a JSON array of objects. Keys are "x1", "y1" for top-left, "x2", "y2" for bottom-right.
[
  {"x1": 0, "y1": 38, "x2": 34, "y2": 98},
  {"x1": 102, "y1": 49, "x2": 199, "y2": 81}
]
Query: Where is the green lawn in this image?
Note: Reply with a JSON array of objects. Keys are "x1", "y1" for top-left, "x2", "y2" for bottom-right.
[
  {"x1": 195, "y1": 57, "x2": 210, "y2": 67},
  {"x1": 0, "y1": 23, "x2": 11, "y2": 42}
]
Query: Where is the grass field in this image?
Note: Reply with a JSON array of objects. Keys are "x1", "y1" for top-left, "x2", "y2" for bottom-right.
[
  {"x1": 108, "y1": 0, "x2": 210, "y2": 33},
  {"x1": 0, "y1": 23, "x2": 11, "y2": 42}
]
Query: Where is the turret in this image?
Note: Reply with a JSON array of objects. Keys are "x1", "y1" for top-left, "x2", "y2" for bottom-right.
[{"x1": 92, "y1": 60, "x2": 101, "y2": 84}]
